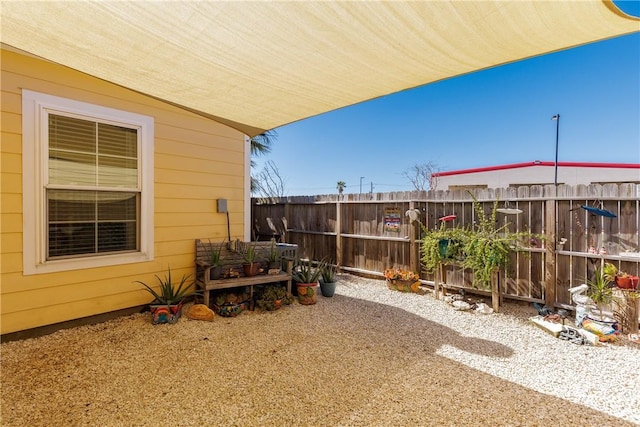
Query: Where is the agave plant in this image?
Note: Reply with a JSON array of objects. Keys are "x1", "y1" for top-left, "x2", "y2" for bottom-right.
[
  {"x1": 320, "y1": 260, "x2": 338, "y2": 284},
  {"x1": 136, "y1": 267, "x2": 199, "y2": 305},
  {"x1": 242, "y1": 245, "x2": 259, "y2": 264},
  {"x1": 585, "y1": 267, "x2": 614, "y2": 320},
  {"x1": 209, "y1": 240, "x2": 225, "y2": 267},
  {"x1": 266, "y1": 239, "x2": 280, "y2": 263},
  {"x1": 292, "y1": 258, "x2": 324, "y2": 284}
]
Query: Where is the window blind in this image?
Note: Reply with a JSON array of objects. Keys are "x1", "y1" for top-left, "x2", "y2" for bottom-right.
[{"x1": 47, "y1": 114, "x2": 140, "y2": 258}]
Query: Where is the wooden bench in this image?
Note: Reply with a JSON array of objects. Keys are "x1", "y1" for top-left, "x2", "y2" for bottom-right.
[{"x1": 195, "y1": 239, "x2": 298, "y2": 308}]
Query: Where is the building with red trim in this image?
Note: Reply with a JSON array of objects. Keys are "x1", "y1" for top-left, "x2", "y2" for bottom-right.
[{"x1": 431, "y1": 161, "x2": 640, "y2": 191}]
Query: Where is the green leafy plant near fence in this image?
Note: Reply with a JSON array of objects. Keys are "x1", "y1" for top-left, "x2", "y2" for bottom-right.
[
  {"x1": 420, "y1": 224, "x2": 468, "y2": 273},
  {"x1": 421, "y1": 196, "x2": 543, "y2": 290},
  {"x1": 463, "y1": 199, "x2": 513, "y2": 288}
]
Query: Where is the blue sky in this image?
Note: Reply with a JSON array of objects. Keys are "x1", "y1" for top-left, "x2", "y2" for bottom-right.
[{"x1": 255, "y1": 3, "x2": 640, "y2": 196}]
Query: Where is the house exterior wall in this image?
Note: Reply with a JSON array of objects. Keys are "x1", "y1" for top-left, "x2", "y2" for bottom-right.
[
  {"x1": 0, "y1": 49, "x2": 246, "y2": 334},
  {"x1": 433, "y1": 162, "x2": 640, "y2": 190}
]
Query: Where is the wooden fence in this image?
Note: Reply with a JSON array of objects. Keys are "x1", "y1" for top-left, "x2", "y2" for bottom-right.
[{"x1": 252, "y1": 184, "x2": 640, "y2": 309}]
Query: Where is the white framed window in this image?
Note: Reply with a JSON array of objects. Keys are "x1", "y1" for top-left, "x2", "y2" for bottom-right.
[{"x1": 22, "y1": 90, "x2": 154, "y2": 274}]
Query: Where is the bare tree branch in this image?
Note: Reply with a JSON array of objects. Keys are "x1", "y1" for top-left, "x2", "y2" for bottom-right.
[
  {"x1": 403, "y1": 161, "x2": 440, "y2": 191},
  {"x1": 253, "y1": 160, "x2": 286, "y2": 199}
]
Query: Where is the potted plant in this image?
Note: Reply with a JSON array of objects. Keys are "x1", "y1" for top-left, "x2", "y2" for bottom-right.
[
  {"x1": 266, "y1": 239, "x2": 281, "y2": 273},
  {"x1": 585, "y1": 267, "x2": 615, "y2": 321},
  {"x1": 421, "y1": 197, "x2": 542, "y2": 290},
  {"x1": 242, "y1": 245, "x2": 261, "y2": 277},
  {"x1": 420, "y1": 223, "x2": 468, "y2": 274},
  {"x1": 320, "y1": 261, "x2": 338, "y2": 297},
  {"x1": 255, "y1": 284, "x2": 293, "y2": 311},
  {"x1": 383, "y1": 267, "x2": 421, "y2": 293},
  {"x1": 136, "y1": 267, "x2": 199, "y2": 324},
  {"x1": 213, "y1": 289, "x2": 251, "y2": 317},
  {"x1": 615, "y1": 272, "x2": 639, "y2": 290},
  {"x1": 599, "y1": 262, "x2": 637, "y2": 290},
  {"x1": 602, "y1": 262, "x2": 618, "y2": 283},
  {"x1": 292, "y1": 258, "x2": 324, "y2": 305},
  {"x1": 208, "y1": 240, "x2": 225, "y2": 280}
]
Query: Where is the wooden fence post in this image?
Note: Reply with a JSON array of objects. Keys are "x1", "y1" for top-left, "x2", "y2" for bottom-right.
[
  {"x1": 336, "y1": 200, "x2": 342, "y2": 267},
  {"x1": 491, "y1": 269, "x2": 501, "y2": 313},
  {"x1": 441, "y1": 263, "x2": 448, "y2": 298},
  {"x1": 409, "y1": 201, "x2": 418, "y2": 273},
  {"x1": 434, "y1": 262, "x2": 441, "y2": 300},
  {"x1": 544, "y1": 198, "x2": 557, "y2": 308},
  {"x1": 283, "y1": 203, "x2": 291, "y2": 243}
]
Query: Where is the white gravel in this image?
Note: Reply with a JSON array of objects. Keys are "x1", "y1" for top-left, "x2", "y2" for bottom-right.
[
  {"x1": 1, "y1": 274, "x2": 638, "y2": 426},
  {"x1": 337, "y1": 275, "x2": 640, "y2": 425}
]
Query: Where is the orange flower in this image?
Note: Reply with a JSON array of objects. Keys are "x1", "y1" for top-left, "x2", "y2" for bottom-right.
[{"x1": 383, "y1": 268, "x2": 419, "y2": 282}]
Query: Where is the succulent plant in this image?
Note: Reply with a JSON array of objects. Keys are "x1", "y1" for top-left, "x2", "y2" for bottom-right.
[
  {"x1": 321, "y1": 260, "x2": 337, "y2": 283},
  {"x1": 292, "y1": 258, "x2": 324, "y2": 284},
  {"x1": 136, "y1": 267, "x2": 199, "y2": 305}
]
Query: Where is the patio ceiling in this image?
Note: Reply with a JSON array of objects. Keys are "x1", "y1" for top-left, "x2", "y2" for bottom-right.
[{"x1": 1, "y1": 1, "x2": 638, "y2": 136}]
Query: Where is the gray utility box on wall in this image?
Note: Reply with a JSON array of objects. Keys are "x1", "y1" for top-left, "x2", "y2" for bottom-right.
[{"x1": 217, "y1": 199, "x2": 227, "y2": 213}]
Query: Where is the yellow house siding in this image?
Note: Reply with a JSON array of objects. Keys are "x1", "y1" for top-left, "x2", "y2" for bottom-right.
[
  {"x1": 1, "y1": 290, "x2": 161, "y2": 333},
  {"x1": 1, "y1": 49, "x2": 247, "y2": 334}
]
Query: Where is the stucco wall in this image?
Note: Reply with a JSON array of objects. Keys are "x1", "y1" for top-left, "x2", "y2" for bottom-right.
[{"x1": 0, "y1": 49, "x2": 246, "y2": 334}]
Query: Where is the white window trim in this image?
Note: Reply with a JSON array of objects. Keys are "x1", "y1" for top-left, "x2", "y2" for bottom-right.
[{"x1": 22, "y1": 90, "x2": 154, "y2": 275}]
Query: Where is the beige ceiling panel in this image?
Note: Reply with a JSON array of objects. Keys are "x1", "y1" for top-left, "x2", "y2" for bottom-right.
[{"x1": 1, "y1": 1, "x2": 637, "y2": 136}]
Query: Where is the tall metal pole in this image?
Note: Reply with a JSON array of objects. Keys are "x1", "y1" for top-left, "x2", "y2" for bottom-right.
[
  {"x1": 552, "y1": 114, "x2": 560, "y2": 186},
  {"x1": 549, "y1": 114, "x2": 560, "y2": 309},
  {"x1": 360, "y1": 176, "x2": 365, "y2": 194}
]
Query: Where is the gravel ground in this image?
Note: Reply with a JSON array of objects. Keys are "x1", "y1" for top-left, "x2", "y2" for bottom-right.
[{"x1": 1, "y1": 274, "x2": 638, "y2": 426}]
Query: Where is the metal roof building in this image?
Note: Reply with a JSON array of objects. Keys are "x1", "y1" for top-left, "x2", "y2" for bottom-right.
[{"x1": 431, "y1": 161, "x2": 640, "y2": 190}]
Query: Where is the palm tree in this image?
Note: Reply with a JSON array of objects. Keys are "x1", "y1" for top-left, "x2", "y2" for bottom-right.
[
  {"x1": 337, "y1": 181, "x2": 346, "y2": 195},
  {"x1": 250, "y1": 130, "x2": 277, "y2": 193}
]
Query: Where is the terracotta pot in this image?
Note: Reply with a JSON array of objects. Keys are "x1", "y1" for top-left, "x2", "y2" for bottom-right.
[
  {"x1": 296, "y1": 282, "x2": 318, "y2": 305},
  {"x1": 616, "y1": 275, "x2": 638, "y2": 290},
  {"x1": 243, "y1": 262, "x2": 260, "y2": 277},
  {"x1": 386, "y1": 279, "x2": 421, "y2": 293}
]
